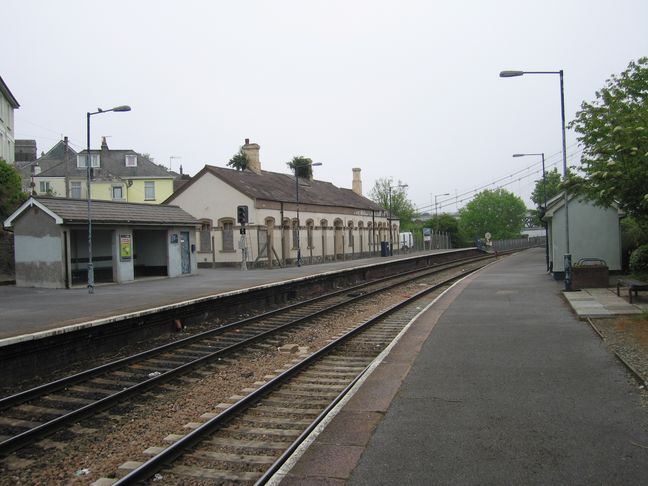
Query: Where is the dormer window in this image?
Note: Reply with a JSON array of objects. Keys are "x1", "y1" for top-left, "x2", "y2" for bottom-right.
[
  {"x1": 125, "y1": 154, "x2": 137, "y2": 167},
  {"x1": 77, "y1": 154, "x2": 100, "y2": 168}
]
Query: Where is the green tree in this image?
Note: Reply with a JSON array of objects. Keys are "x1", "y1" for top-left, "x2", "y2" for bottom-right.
[
  {"x1": 567, "y1": 57, "x2": 648, "y2": 225},
  {"x1": 227, "y1": 147, "x2": 249, "y2": 171},
  {"x1": 369, "y1": 177, "x2": 416, "y2": 228},
  {"x1": 286, "y1": 156, "x2": 314, "y2": 179},
  {"x1": 425, "y1": 213, "x2": 464, "y2": 247},
  {"x1": 0, "y1": 158, "x2": 27, "y2": 221},
  {"x1": 458, "y1": 188, "x2": 527, "y2": 241},
  {"x1": 530, "y1": 168, "x2": 562, "y2": 224}
]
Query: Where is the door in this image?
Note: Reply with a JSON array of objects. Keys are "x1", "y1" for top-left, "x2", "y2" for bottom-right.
[{"x1": 180, "y1": 231, "x2": 191, "y2": 274}]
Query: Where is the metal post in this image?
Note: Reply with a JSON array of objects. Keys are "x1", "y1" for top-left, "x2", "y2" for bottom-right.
[
  {"x1": 86, "y1": 112, "x2": 94, "y2": 294},
  {"x1": 388, "y1": 186, "x2": 392, "y2": 256},
  {"x1": 295, "y1": 170, "x2": 301, "y2": 266},
  {"x1": 541, "y1": 153, "x2": 550, "y2": 272},
  {"x1": 559, "y1": 70, "x2": 572, "y2": 290}
]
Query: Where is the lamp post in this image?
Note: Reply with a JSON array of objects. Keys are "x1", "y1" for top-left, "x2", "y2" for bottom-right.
[
  {"x1": 500, "y1": 69, "x2": 571, "y2": 290},
  {"x1": 86, "y1": 105, "x2": 131, "y2": 294},
  {"x1": 388, "y1": 183, "x2": 408, "y2": 256},
  {"x1": 294, "y1": 161, "x2": 322, "y2": 267},
  {"x1": 433, "y1": 192, "x2": 450, "y2": 249},
  {"x1": 513, "y1": 153, "x2": 549, "y2": 271}
]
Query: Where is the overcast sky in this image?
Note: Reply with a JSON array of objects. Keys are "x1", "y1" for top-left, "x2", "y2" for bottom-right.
[{"x1": 4, "y1": 0, "x2": 647, "y2": 213}]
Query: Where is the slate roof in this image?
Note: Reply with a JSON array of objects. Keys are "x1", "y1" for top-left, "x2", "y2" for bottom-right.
[
  {"x1": 18, "y1": 140, "x2": 175, "y2": 182},
  {"x1": 169, "y1": 165, "x2": 384, "y2": 212},
  {"x1": 6, "y1": 196, "x2": 201, "y2": 227}
]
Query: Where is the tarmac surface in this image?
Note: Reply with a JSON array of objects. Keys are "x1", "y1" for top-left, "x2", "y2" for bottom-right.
[{"x1": 275, "y1": 248, "x2": 648, "y2": 485}]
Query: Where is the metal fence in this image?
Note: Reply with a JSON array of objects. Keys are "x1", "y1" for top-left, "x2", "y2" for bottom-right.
[{"x1": 490, "y1": 236, "x2": 546, "y2": 252}]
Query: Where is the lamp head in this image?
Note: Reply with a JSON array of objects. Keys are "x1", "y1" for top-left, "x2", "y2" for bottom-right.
[
  {"x1": 112, "y1": 105, "x2": 131, "y2": 112},
  {"x1": 512, "y1": 154, "x2": 525, "y2": 157},
  {"x1": 499, "y1": 70, "x2": 524, "y2": 78}
]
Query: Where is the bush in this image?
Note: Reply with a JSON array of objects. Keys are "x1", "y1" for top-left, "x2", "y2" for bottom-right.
[{"x1": 629, "y1": 244, "x2": 648, "y2": 276}]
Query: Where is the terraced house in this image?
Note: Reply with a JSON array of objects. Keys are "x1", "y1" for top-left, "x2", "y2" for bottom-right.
[{"x1": 17, "y1": 137, "x2": 177, "y2": 204}]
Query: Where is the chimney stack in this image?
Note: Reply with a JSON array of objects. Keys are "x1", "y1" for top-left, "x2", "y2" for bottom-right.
[
  {"x1": 352, "y1": 167, "x2": 362, "y2": 195},
  {"x1": 242, "y1": 139, "x2": 261, "y2": 174},
  {"x1": 101, "y1": 136, "x2": 109, "y2": 150}
]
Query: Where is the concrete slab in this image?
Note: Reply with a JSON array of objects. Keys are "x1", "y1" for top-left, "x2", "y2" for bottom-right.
[{"x1": 278, "y1": 248, "x2": 648, "y2": 485}]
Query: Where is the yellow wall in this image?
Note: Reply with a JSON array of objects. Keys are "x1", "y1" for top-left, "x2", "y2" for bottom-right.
[
  {"x1": 86, "y1": 179, "x2": 174, "y2": 204},
  {"x1": 125, "y1": 179, "x2": 174, "y2": 204}
]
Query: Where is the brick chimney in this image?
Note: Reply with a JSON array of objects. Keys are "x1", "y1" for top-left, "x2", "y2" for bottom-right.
[
  {"x1": 352, "y1": 167, "x2": 362, "y2": 195},
  {"x1": 242, "y1": 138, "x2": 261, "y2": 174},
  {"x1": 101, "y1": 136, "x2": 109, "y2": 150}
]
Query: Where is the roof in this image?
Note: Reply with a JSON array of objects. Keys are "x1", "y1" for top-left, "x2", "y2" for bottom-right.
[
  {"x1": 168, "y1": 165, "x2": 385, "y2": 212},
  {"x1": 18, "y1": 140, "x2": 176, "y2": 181},
  {"x1": 0, "y1": 75, "x2": 19, "y2": 108},
  {"x1": 4, "y1": 196, "x2": 201, "y2": 228},
  {"x1": 542, "y1": 192, "x2": 623, "y2": 220}
]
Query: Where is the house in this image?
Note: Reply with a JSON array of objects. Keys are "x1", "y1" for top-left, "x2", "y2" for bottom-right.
[
  {"x1": 0, "y1": 75, "x2": 20, "y2": 165},
  {"x1": 4, "y1": 196, "x2": 200, "y2": 288},
  {"x1": 543, "y1": 192, "x2": 623, "y2": 277},
  {"x1": 166, "y1": 140, "x2": 394, "y2": 268},
  {"x1": 17, "y1": 137, "x2": 177, "y2": 204}
]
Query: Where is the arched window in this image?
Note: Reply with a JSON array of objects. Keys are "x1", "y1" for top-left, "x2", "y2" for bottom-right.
[
  {"x1": 292, "y1": 218, "x2": 299, "y2": 249},
  {"x1": 306, "y1": 219, "x2": 314, "y2": 248},
  {"x1": 348, "y1": 221, "x2": 354, "y2": 247},
  {"x1": 199, "y1": 219, "x2": 212, "y2": 252},
  {"x1": 219, "y1": 218, "x2": 235, "y2": 251}
]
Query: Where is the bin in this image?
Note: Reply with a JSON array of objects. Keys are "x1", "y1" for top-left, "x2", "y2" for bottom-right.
[
  {"x1": 380, "y1": 241, "x2": 390, "y2": 257},
  {"x1": 572, "y1": 258, "x2": 609, "y2": 289}
]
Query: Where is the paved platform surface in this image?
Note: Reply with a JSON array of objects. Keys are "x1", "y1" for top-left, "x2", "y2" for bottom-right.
[
  {"x1": 0, "y1": 252, "x2": 428, "y2": 343},
  {"x1": 277, "y1": 248, "x2": 648, "y2": 485}
]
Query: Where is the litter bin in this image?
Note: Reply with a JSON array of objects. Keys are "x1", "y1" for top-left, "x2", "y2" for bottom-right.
[
  {"x1": 380, "y1": 241, "x2": 390, "y2": 257},
  {"x1": 572, "y1": 258, "x2": 609, "y2": 289}
]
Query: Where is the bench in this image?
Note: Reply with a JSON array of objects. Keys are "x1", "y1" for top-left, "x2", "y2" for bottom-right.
[{"x1": 616, "y1": 278, "x2": 648, "y2": 304}]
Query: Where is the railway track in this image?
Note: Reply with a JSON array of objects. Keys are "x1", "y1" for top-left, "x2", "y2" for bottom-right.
[
  {"x1": 115, "y1": 265, "x2": 477, "y2": 484},
  {"x1": 0, "y1": 254, "x2": 492, "y2": 481}
]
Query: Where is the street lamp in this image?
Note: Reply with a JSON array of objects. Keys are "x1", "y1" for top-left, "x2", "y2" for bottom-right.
[
  {"x1": 86, "y1": 105, "x2": 131, "y2": 294},
  {"x1": 433, "y1": 192, "x2": 450, "y2": 249},
  {"x1": 500, "y1": 69, "x2": 571, "y2": 290},
  {"x1": 513, "y1": 153, "x2": 549, "y2": 271},
  {"x1": 293, "y1": 161, "x2": 322, "y2": 267},
  {"x1": 388, "y1": 183, "x2": 408, "y2": 256}
]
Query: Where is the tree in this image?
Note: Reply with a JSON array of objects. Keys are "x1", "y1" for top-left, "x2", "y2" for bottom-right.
[
  {"x1": 424, "y1": 213, "x2": 464, "y2": 247},
  {"x1": 286, "y1": 156, "x2": 314, "y2": 179},
  {"x1": 368, "y1": 177, "x2": 416, "y2": 229},
  {"x1": 530, "y1": 168, "x2": 562, "y2": 224},
  {"x1": 227, "y1": 147, "x2": 249, "y2": 171},
  {"x1": 458, "y1": 188, "x2": 527, "y2": 241},
  {"x1": 567, "y1": 57, "x2": 648, "y2": 225},
  {"x1": 0, "y1": 158, "x2": 27, "y2": 222}
]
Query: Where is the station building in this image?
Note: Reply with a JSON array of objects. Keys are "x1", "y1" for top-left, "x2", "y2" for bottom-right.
[
  {"x1": 4, "y1": 196, "x2": 200, "y2": 288},
  {"x1": 166, "y1": 140, "x2": 396, "y2": 268}
]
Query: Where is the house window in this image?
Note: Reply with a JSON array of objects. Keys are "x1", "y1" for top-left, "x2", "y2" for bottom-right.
[
  {"x1": 112, "y1": 185, "x2": 124, "y2": 200},
  {"x1": 77, "y1": 154, "x2": 100, "y2": 168},
  {"x1": 39, "y1": 181, "x2": 52, "y2": 194},
  {"x1": 144, "y1": 181, "x2": 155, "y2": 200},
  {"x1": 70, "y1": 181, "x2": 82, "y2": 199},
  {"x1": 306, "y1": 221, "x2": 314, "y2": 249},
  {"x1": 125, "y1": 154, "x2": 137, "y2": 167},
  {"x1": 200, "y1": 220, "x2": 212, "y2": 252},
  {"x1": 292, "y1": 219, "x2": 299, "y2": 249},
  {"x1": 222, "y1": 220, "x2": 234, "y2": 251}
]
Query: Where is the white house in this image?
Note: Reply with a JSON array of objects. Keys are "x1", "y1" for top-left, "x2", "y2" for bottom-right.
[
  {"x1": 0, "y1": 75, "x2": 19, "y2": 165},
  {"x1": 543, "y1": 193, "x2": 623, "y2": 277},
  {"x1": 166, "y1": 140, "x2": 396, "y2": 267}
]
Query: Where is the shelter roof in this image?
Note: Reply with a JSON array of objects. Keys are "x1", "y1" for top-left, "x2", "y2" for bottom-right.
[{"x1": 4, "y1": 196, "x2": 200, "y2": 227}]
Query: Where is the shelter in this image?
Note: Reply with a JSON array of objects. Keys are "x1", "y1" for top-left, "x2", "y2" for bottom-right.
[
  {"x1": 4, "y1": 197, "x2": 200, "y2": 288},
  {"x1": 543, "y1": 193, "x2": 623, "y2": 278}
]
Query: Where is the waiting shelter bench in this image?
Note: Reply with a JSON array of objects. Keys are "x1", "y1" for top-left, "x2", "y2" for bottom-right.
[{"x1": 616, "y1": 278, "x2": 648, "y2": 304}]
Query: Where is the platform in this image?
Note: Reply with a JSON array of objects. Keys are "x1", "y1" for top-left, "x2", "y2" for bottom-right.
[{"x1": 275, "y1": 247, "x2": 648, "y2": 485}]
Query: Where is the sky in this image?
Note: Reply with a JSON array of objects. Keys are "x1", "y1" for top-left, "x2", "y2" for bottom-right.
[{"x1": 3, "y1": 0, "x2": 647, "y2": 214}]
